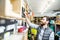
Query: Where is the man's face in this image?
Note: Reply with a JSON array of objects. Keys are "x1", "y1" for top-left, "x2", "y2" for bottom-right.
[{"x1": 40, "y1": 17, "x2": 48, "y2": 26}]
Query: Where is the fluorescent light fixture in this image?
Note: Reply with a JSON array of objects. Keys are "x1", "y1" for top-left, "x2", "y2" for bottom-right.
[{"x1": 40, "y1": 0, "x2": 55, "y2": 14}]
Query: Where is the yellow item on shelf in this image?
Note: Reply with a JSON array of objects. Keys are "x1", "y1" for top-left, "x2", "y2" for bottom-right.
[{"x1": 31, "y1": 28, "x2": 37, "y2": 36}]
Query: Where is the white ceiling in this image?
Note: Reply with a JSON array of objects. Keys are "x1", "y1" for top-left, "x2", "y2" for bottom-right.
[
  {"x1": 47, "y1": 0, "x2": 60, "y2": 12},
  {"x1": 25, "y1": 0, "x2": 60, "y2": 17}
]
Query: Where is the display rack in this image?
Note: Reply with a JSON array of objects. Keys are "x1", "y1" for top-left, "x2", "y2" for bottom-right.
[{"x1": 0, "y1": 18, "x2": 18, "y2": 40}]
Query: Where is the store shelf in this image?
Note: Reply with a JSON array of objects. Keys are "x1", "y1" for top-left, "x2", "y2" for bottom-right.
[
  {"x1": 0, "y1": 0, "x2": 22, "y2": 19},
  {"x1": 1, "y1": 28, "x2": 28, "y2": 40},
  {"x1": 0, "y1": 16, "x2": 25, "y2": 20},
  {"x1": 55, "y1": 22, "x2": 60, "y2": 25}
]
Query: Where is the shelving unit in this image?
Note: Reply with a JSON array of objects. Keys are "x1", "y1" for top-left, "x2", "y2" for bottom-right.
[
  {"x1": 0, "y1": 0, "x2": 22, "y2": 19},
  {"x1": 55, "y1": 15, "x2": 60, "y2": 36},
  {"x1": 0, "y1": 18, "x2": 18, "y2": 40},
  {"x1": 0, "y1": 0, "x2": 33, "y2": 40}
]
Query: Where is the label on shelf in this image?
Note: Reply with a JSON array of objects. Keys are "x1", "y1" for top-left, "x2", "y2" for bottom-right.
[
  {"x1": 6, "y1": 24, "x2": 15, "y2": 31},
  {"x1": 0, "y1": 26, "x2": 5, "y2": 33}
]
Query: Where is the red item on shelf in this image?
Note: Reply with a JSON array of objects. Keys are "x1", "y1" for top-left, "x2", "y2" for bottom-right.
[{"x1": 18, "y1": 28, "x2": 24, "y2": 33}]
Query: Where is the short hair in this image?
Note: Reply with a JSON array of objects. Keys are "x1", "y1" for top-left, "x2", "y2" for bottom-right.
[{"x1": 42, "y1": 16, "x2": 49, "y2": 21}]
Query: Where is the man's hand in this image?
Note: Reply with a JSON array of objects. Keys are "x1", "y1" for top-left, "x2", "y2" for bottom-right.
[
  {"x1": 24, "y1": 11, "x2": 31, "y2": 25},
  {"x1": 24, "y1": 11, "x2": 30, "y2": 19}
]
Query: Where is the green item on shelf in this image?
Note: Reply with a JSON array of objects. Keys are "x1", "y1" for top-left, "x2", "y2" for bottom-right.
[
  {"x1": 50, "y1": 20, "x2": 54, "y2": 24},
  {"x1": 28, "y1": 28, "x2": 31, "y2": 36},
  {"x1": 28, "y1": 34, "x2": 31, "y2": 37},
  {"x1": 49, "y1": 20, "x2": 55, "y2": 31}
]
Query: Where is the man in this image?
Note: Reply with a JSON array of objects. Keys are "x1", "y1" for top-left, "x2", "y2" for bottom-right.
[{"x1": 25, "y1": 13, "x2": 54, "y2": 40}]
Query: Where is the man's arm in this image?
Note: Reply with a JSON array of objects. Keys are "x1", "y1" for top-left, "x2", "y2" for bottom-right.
[
  {"x1": 25, "y1": 12, "x2": 39, "y2": 29},
  {"x1": 28, "y1": 22, "x2": 39, "y2": 28}
]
